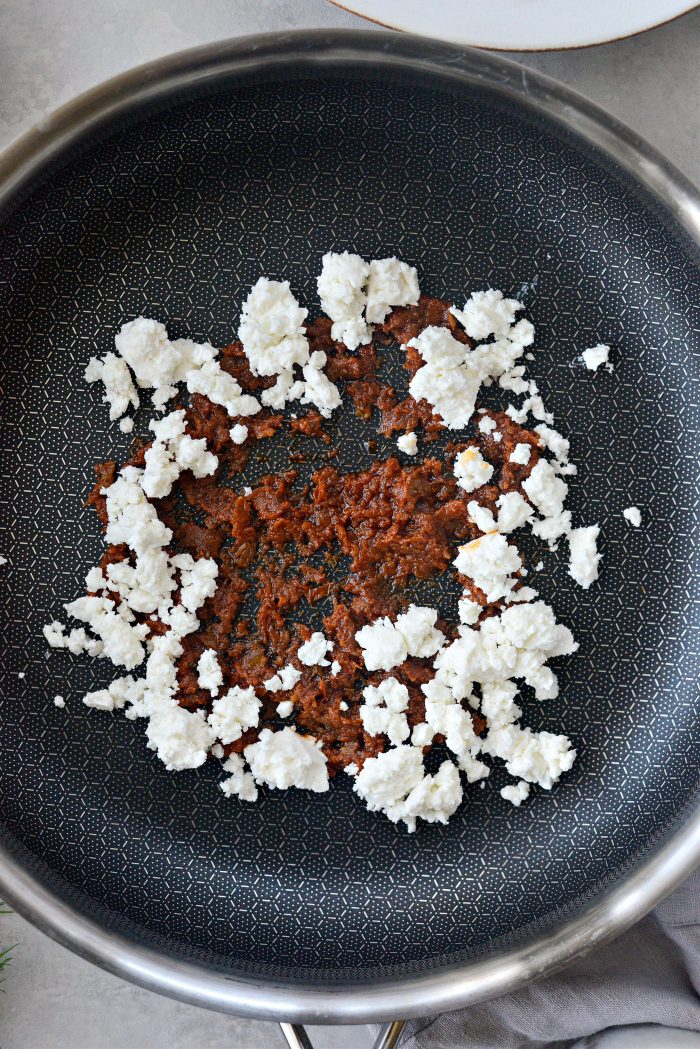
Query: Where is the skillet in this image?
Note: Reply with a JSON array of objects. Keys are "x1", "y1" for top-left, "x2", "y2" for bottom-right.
[{"x1": 0, "y1": 30, "x2": 699, "y2": 1031}]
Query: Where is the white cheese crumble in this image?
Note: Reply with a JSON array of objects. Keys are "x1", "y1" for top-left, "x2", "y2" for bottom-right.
[
  {"x1": 146, "y1": 705, "x2": 215, "y2": 772},
  {"x1": 229, "y1": 424, "x2": 248, "y2": 445},
  {"x1": 353, "y1": 746, "x2": 463, "y2": 832},
  {"x1": 360, "y1": 677, "x2": 410, "y2": 745},
  {"x1": 568, "y1": 525, "x2": 601, "y2": 589},
  {"x1": 301, "y1": 350, "x2": 342, "y2": 418},
  {"x1": 408, "y1": 327, "x2": 483, "y2": 431},
  {"x1": 197, "y1": 649, "x2": 223, "y2": 697},
  {"x1": 264, "y1": 664, "x2": 302, "y2": 692},
  {"x1": 84, "y1": 352, "x2": 139, "y2": 422},
  {"x1": 297, "y1": 631, "x2": 333, "y2": 667},
  {"x1": 355, "y1": 605, "x2": 445, "y2": 672},
  {"x1": 509, "y1": 443, "x2": 531, "y2": 466},
  {"x1": 330, "y1": 660, "x2": 341, "y2": 677},
  {"x1": 238, "y1": 278, "x2": 310, "y2": 377},
  {"x1": 478, "y1": 415, "x2": 496, "y2": 435},
  {"x1": 244, "y1": 728, "x2": 329, "y2": 793},
  {"x1": 317, "y1": 252, "x2": 419, "y2": 351},
  {"x1": 219, "y1": 753, "x2": 258, "y2": 802},
  {"x1": 365, "y1": 257, "x2": 419, "y2": 324},
  {"x1": 142, "y1": 410, "x2": 217, "y2": 499},
  {"x1": 276, "y1": 700, "x2": 294, "y2": 718},
  {"x1": 581, "y1": 343, "x2": 612, "y2": 372},
  {"x1": 114, "y1": 317, "x2": 260, "y2": 417},
  {"x1": 450, "y1": 289, "x2": 522, "y2": 342},
  {"x1": 623, "y1": 506, "x2": 642, "y2": 527},
  {"x1": 208, "y1": 685, "x2": 260, "y2": 745},
  {"x1": 454, "y1": 533, "x2": 522, "y2": 604},
  {"x1": 454, "y1": 447, "x2": 494, "y2": 493},
  {"x1": 317, "y1": 251, "x2": 370, "y2": 351},
  {"x1": 53, "y1": 695, "x2": 65, "y2": 708},
  {"x1": 500, "y1": 780, "x2": 530, "y2": 806},
  {"x1": 397, "y1": 431, "x2": 418, "y2": 456}
]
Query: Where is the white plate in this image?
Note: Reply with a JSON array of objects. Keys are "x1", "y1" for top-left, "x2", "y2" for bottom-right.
[{"x1": 328, "y1": 0, "x2": 699, "y2": 51}]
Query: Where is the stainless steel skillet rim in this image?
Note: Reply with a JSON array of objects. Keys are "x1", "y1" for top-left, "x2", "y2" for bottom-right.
[{"x1": 1, "y1": 29, "x2": 699, "y2": 1025}]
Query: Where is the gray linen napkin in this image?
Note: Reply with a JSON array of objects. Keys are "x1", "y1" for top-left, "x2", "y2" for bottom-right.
[{"x1": 375, "y1": 866, "x2": 700, "y2": 1049}]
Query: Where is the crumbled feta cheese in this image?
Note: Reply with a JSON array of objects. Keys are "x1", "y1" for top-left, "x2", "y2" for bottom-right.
[
  {"x1": 317, "y1": 251, "x2": 371, "y2": 351},
  {"x1": 467, "y1": 500, "x2": 496, "y2": 533},
  {"x1": 509, "y1": 443, "x2": 531, "y2": 466},
  {"x1": 454, "y1": 533, "x2": 522, "y2": 603},
  {"x1": 535, "y1": 425, "x2": 569, "y2": 466},
  {"x1": 53, "y1": 695, "x2": 65, "y2": 708},
  {"x1": 360, "y1": 677, "x2": 410, "y2": 745},
  {"x1": 83, "y1": 675, "x2": 139, "y2": 711},
  {"x1": 208, "y1": 685, "x2": 260, "y2": 745},
  {"x1": 276, "y1": 700, "x2": 294, "y2": 719},
  {"x1": 458, "y1": 596, "x2": 482, "y2": 626},
  {"x1": 85, "y1": 352, "x2": 139, "y2": 421},
  {"x1": 568, "y1": 525, "x2": 601, "y2": 589},
  {"x1": 506, "y1": 394, "x2": 553, "y2": 427},
  {"x1": 330, "y1": 660, "x2": 341, "y2": 677},
  {"x1": 243, "y1": 486, "x2": 253, "y2": 496},
  {"x1": 142, "y1": 410, "x2": 217, "y2": 499},
  {"x1": 261, "y1": 368, "x2": 305, "y2": 410},
  {"x1": 402, "y1": 760, "x2": 463, "y2": 828},
  {"x1": 496, "y1": 492, "x2": 533, "y2": 533},
  {"x1": 119, "y1": 417, "x2": 134, "y2": 433},
  {"x1": 450, "y1": 289, "x2": 523, "y2": 342},
  {"x1": 353, "y1": 746, "x2": 425, "y2": 829},
  {"x1": 355, "y1": 605, "x2": 445, "y2": 672},
  {"x1": 229, "y1": 424, "x2": 248, "y2": 445},
  {"x1": 197, "y1": 648, "x2": 223, "y2": 697},
  {"x1": 422, "y1": 677, "x2": 480, "y2": 759},
  {"x1": 353, "y1": 746, "x2": 462, "y2": 832},
  {"x1": 355, "y1": 617, "x2": 408, "y2": 672},
  {"x1": 478, "y1": 415, "x2": 496, "y2": 435},
  {"x1": 244, "y1": 727, "x2": 329, "y2": 793},
  {"x1": 623, "y1": 506, "x2": 642, "y2": 527},
  {"x1": 581, "y1": 343, "x2": 612, "y2": 372},
  {"x1": 219, "y1": 753, "x2": 258, "y2": 802},
  {"x1": 265, "y1": 663, "x2": 302, "y2": 692},
  {"x1": 365, "y1": 257, "x2": 420, "y2": 324},
  {"x1": 146, "y1": 704, "x2": 215, "y2": 772},
  {"x1": 397, "y1": 431, "x2": 418, "y2": 456},
  {"x1": 0, "y1": 556, "x2": 7, "y2": 567},
  {"x1": 395, "y1": 605, "x2": 446, "y2": 659},
  {"x1": 434, "y1": 601, "x2": 577, "y2": 703},
  {"x1": 484, "y1": 724, "x2": 576, "y2": 790},
  {"x1": 454, "y1": 447, "x2": 494, "y2": 493},
  {"x1": 238, "y1": 278, "x2": 310, "y2": 377},
  {"x1": 522, "y1": 459, "x2": 568, "y2": 519},
  {"x1": 500, "y1": 780, "x2": 530, "y2": 806},
  {"x1": 114, "y1": 318, "x2": 182, "y2": 403},
  {"x1": 301, "y1": 350, "x2": 342, "y2": 418},
  {"x1": 170, "y1": 554, "x2": 219, "y2": 613},
  {"x1": 64, "y1": 595, "x2": 147, "y2": 670},
  {"x1": 408, "y1": 327, "x2": 483, "y2": 430},
  {"x1": 411, "y1": 722, "x2": 434, "y2": 747},
  {"x1": 297, "y1": 631, "x2": 333, "y2": 667},
  {"x1": 339, "y1": 700, "x2": 348, "y2": 711},
  {"x1": 211, "y1": 742, "x2": 224, "y2": 759}
]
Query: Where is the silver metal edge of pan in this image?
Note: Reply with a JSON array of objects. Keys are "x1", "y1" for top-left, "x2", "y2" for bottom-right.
[{"x1": 0, "y1": 29, "x2": 699, "y2": 1025}]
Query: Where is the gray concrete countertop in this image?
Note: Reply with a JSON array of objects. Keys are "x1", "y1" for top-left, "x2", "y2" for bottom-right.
[{"x1": 1, "y1": 2, "x2": 698, "y2": 1047}]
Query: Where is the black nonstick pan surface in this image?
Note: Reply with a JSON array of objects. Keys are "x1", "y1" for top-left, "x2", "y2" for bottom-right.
[{"x1": 0, "y1": 32, "x2": 699, "y2": 1023}]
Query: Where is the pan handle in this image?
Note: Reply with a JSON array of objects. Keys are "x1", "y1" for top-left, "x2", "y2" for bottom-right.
[{"x1": 278, "y1": 1019, "x2": 406, "y2": 1049}]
